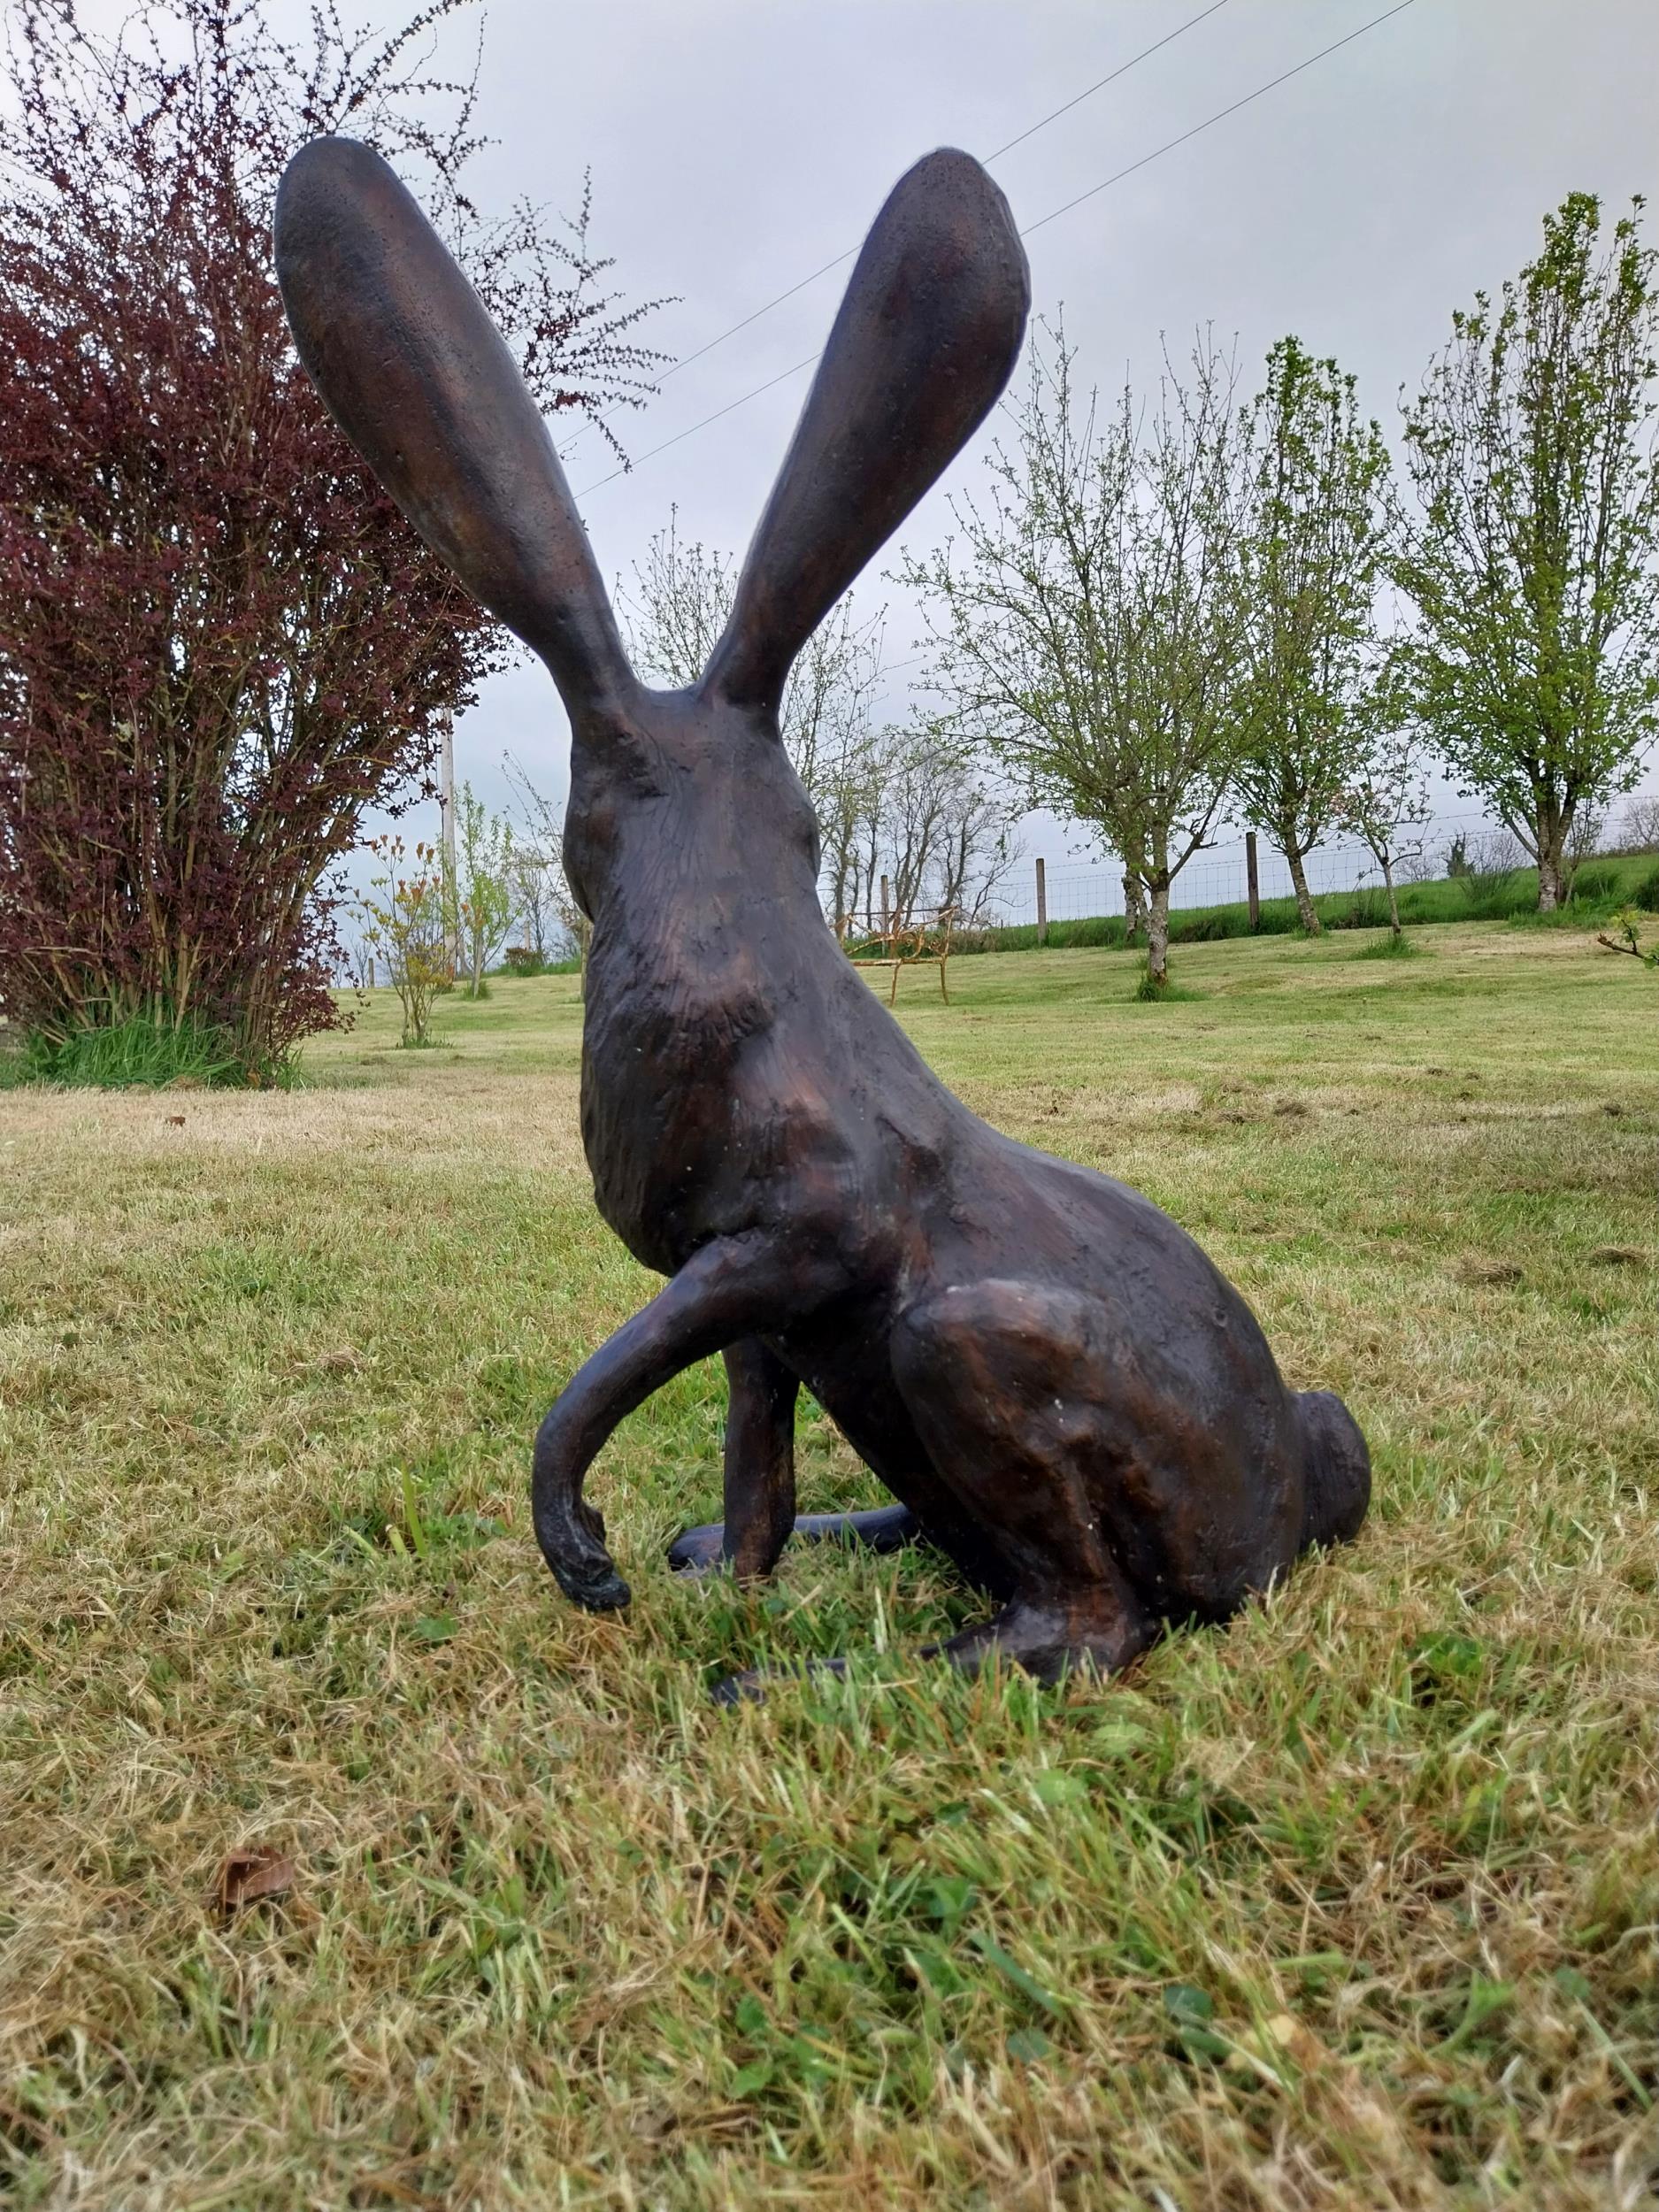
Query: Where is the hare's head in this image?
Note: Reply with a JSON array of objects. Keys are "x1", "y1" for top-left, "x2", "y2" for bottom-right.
[{"x1": 275, "y1": 137, "x2": 1029, "y2": 921}]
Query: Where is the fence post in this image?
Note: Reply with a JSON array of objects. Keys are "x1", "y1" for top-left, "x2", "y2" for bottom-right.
[
  {"x1": 368, "y1": 957, "x2": 375, "y2": 990},
  {"x1": 879, "y1": 874, "x2": 891, "y2": 934},
  {"x1": 1246, "y1": 831, "x2": 1261, "y2": 933},
  {"x1": 1035, "y1": 856, "x2": 1048, "y2": 947},
  {"x1": 440, "y1": 714, "x2": 459, "y2": 975}
]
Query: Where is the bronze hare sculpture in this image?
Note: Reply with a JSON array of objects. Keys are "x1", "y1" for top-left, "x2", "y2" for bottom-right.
[{"x1": 275, "y1": 139, "x2": 1369, "y2": 1697}]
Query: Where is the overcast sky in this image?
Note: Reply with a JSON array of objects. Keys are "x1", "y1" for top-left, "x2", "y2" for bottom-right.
[
  {"x1": 72, "y1": 0, "x2": 1659, "y2": 890},
  {"x1": 400, "y1": 0, "x2": 1657, "y2": 887}
]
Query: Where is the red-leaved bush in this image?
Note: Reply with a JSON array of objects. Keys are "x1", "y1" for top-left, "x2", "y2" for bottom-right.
[{"x1": 0, "y1": 0, "x2": 661, "y2": 1072}]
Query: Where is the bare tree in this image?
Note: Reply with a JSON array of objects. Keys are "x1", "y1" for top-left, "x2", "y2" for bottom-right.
[
  {"x1": 619, "y1": 511, "x2": 886, "y2": 824},
  {"x1": 1564, "y1": 801, "x2": 1609, "y2": 892},
  {"x1": 1615, "y1": 793, "x2": 1659, "y2": 851},
  {"x1": 1332, "y1": 680, "x2": 1433, "y2": 938},
  {"x1": 510, "y1": 847, "x2": 557, "y2": 961},
  {"x1": 904, "y1": 323, "x2": 1248, "y2": 987},
  {"x1": 503, "y1": 754, "x2": 591, "y2": 974},
  {"x1": 816, "y1": 726, "x2": 886, "y2": 937},
  {"x1": 878, "y1": 724, "x2": 1021, "y2": 926}
]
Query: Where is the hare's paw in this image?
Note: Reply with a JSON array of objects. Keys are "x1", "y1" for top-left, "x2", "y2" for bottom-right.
[
  {"x1": 667, "y1": 1519, "x2": 726, "y2": 1574},
  {"x1": 708, "y1": 1655, "x2": 853, "y2": 1708},
  {"x1": 938, "y1": 1596, "x2": 1156, "y2": 1686},
  {"x1": 671, "y1": 1504, "x2": 920, "y2": 1576}
]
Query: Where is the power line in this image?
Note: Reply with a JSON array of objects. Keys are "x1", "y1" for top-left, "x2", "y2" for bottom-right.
[
  {"x1": 577, "y1": 351, "x2": 819, "y2": 495},
  {"x1": 980, "y1": 0, "x2": 1233, "y2": 164},
  {"x1": 560, "y1": 0, "x2": 1234, "y2": 462},
  {"x1": 575, "y1": 0, "x2": 1417, "y2": 500},
  {"x1": 1023, "y1": 0, "x2": 1416, "y2": 236}
]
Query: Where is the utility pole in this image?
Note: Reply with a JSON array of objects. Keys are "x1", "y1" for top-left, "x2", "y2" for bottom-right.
[
  {"x1": 1035, "y1": 856, "x2": 1048, "y2": 947},
  {"x1": 440, "y1": 715, "x2": 459, "y2": 974}
]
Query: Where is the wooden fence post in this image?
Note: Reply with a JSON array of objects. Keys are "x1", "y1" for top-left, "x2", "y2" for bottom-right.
[
  {"x1": 1246, "y1": 832, "x2": 1261, "y2": 933},
  {"x1": 1035, "y1": 856, "x2": 1048, "y2": 946}
]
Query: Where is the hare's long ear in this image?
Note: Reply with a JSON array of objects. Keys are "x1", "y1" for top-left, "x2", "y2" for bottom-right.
[
  {"x1": 705, "y1": 149, "x2": 1028, "y2": 711},
  {"x1": 275, "y1": 137, "x2": 633, "y2": 715}
]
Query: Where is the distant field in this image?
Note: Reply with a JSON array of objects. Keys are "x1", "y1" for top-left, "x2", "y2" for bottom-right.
[{"x1": 3, "y1": 924, "x2": 1656, "y2": 2208}]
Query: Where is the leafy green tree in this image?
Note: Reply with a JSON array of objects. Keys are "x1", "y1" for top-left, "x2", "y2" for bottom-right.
[
  {"x1": 354, "y1": 839, "x2": 448, "y2": 1046},
  {"x1": 1395, "y1": 193, "x2": 1659, "y2": 910},
  {"x1": 1235, "y1": 337, "x2": 1393, "y2": 933},
  {"x1": 904, "y1": 326, "x2": 1247, "y2": 988},
  {"x1": 451, "y1": 783, "x2": 517, "y2": 999}
]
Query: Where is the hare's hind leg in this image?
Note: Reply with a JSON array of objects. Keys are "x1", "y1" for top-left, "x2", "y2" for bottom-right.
[
  {"x1": 891, "y1": 1283, "x2": 1156, "y2": 1682},
  {"x1": 669, "y1": 1339, "x2": 918, "y2": 1575},
  {"x1": 707, "y1": 1282, "x2": 1156, "y2": 1703}
]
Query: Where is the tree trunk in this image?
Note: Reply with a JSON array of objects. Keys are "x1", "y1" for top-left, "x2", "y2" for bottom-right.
[
  {"x1": 1286, "y1": 847, "x2": 1321, "y2": 934},
  {"x1": 1536, "y1": 831, "x2": 1567, "y2": 911},
  {"x1": 1146, "y1": 882, "x2": 1171, "y2": 987},
  {"x1": 1123, "y1": 872, "x2": 1148, "y2": 943},
  {"x1": 1382, "y1": 853, "x2": 1402, "y2": 936}
]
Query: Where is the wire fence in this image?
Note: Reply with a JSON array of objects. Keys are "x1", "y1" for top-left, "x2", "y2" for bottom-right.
[{"x1": 998, "y1": 810, "x2": 1503, "y2": 927}]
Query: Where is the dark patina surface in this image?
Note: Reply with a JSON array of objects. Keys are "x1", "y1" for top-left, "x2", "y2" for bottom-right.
[{"x1": 275, "y1": 138, "x2": 1370, "y2": 1694}]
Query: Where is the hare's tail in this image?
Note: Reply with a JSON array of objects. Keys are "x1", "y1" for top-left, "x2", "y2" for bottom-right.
[{"x1": 1295, "y1": 1390, "x2": 1371, "y2": 1553}]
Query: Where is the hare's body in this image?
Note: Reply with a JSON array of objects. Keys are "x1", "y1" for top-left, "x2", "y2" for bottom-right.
[
  {"x1": 569, "y1": 696, "x2": 1363, "y2": 1678},
  {"x1": 277, "y1": 134, "x2": 1369, "y2": 1697}
]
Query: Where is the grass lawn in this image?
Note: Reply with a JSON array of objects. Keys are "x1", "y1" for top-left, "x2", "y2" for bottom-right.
[{"x1": 3, "y1": 924, "x2": 1656, "y2": 2208}]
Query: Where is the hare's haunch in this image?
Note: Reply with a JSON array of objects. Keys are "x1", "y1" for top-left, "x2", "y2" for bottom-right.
[{"x1": 275, "y1": 139, "x2": 1369, "y2": 1699}]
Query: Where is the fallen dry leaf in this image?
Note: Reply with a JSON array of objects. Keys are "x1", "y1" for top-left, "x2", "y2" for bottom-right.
[
  {"x1": 1263, "y1": 2011, "x2": 1327, "y2": 2068},
  {"x1": 216, "y1": 1847, "x2": 296, "y2": 1919}
]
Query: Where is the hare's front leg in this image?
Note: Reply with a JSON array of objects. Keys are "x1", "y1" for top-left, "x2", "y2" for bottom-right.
[
  {"x1": 533, "y1": 1233, "x2": 817, "y2": 1612},
  {"x1": 668, "y1": 1339, "x2": 919, "y2": 1577},
  {"x1": 718, "y1": 1338, "x2": 799, "y2": 1578}
]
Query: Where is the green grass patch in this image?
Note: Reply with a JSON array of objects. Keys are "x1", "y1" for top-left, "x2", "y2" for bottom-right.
[
  {"x1": 1353, "y1": 930, "x2": 1421, "y2": 960},
  {"x1": 2, "y1": 924, "x2": 1655, "y2": 2205},
  {"x1": 12, "y1": 1009, "x2": 259, "y2": 1089}
]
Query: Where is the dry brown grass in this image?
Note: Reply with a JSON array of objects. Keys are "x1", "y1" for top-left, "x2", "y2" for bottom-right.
[{"x1": 2, "y1": 923, "x2": 1656, "y2": 2208}]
